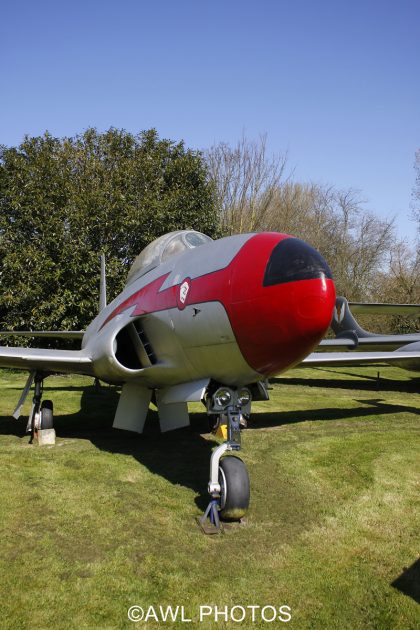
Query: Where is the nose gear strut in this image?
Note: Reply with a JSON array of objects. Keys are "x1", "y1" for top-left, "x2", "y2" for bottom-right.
[{"x1": 198, "y1": 388, "x2": 250, "y2": 534}]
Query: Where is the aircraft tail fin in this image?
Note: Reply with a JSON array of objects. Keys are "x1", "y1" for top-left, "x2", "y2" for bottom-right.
[
  {"x1": 99, "y1": 254, "x2": 107, "y2": 312},
  {"x1": 331, "y1": 297, "x2": 378, "y2": 339}
]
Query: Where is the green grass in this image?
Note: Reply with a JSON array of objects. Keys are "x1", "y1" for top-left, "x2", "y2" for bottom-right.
[{"x1": 0, "y1": 366, "x2": 419, "y2": 629}]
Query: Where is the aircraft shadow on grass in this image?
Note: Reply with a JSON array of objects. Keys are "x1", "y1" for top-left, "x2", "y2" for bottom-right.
[
  {"x1": 0, "y1": 381, "x2": 419, "y2": 509},
  {"x1": 272, "y1": 372, "x2": 420, "y2": 394},
  {"x1": 248, "y1": 395, "x2": 420, "y2": 429},
  {"x1": 391, "y1": 558, "x2": 420, "y2": 604},
  {"x1": 0, "y1": 385, "x2": 218, "y2": 510}
]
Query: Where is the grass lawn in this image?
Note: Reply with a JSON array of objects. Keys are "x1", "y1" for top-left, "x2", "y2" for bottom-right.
[{"x1": 0, "y1": 365, "x2": 419, "y2": 629}]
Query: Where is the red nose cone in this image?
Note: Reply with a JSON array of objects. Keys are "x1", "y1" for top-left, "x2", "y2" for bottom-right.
[{"x1": 227, "y1": 233, "x2": 336, "y2": 376}]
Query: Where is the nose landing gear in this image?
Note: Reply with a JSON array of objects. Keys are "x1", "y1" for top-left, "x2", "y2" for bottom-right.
[{"x1": 199, "y1": 387, "x2": 251, "y2": 534}]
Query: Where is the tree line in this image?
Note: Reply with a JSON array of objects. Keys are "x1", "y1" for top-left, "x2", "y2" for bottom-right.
[
  {"x1": 0, "y1": 129, "x2": 218, "y2": 334},
  {"x1": 0, "y1": 128, "x2": 418, "y2": 336}
]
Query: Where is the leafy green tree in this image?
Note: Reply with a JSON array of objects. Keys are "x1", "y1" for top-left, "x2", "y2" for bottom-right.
[{"x1": 0, "y1": 128, "x2": 218, "y2": 334}]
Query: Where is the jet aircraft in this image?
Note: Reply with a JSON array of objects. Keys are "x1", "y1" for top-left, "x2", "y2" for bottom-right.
[
  {"x1": 0, "y1": 230, "x2": 419, "y2": 531},
  {"x1": 0, "y1": 230, "x2": 335, "y2": 528},
  {"x1": 323, "y1": 297, "x2": 420, "y2": 352},
  {"x1": 305, "y1": 297, "x2": 420, "y2": 372}
]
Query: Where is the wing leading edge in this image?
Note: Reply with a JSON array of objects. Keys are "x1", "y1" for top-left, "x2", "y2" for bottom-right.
[
  {"x1": 302, "y1": 350, "x2": 420, "y2": 370},
  {"x1": 0, "y1": 346, "x2": 93, "y2": 375}
]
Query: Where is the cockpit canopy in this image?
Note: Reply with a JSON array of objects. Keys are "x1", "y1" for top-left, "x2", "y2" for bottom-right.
[{"x1": 126, "y1": 230, "x2": 213, "y2": 286}]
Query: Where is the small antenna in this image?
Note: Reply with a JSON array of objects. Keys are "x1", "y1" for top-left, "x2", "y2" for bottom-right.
[{"x1": 99, "y1": 254, "x2": 107, "y2": 312}]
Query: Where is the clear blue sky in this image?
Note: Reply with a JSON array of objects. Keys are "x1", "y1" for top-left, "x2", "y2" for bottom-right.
[{"x1": 1, "y1": 0, "x2": 419, "y2": 240}]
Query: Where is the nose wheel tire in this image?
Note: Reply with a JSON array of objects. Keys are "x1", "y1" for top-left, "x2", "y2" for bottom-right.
[{"x1": 219, "y1": 456, "x2": 250, "y2": 520}]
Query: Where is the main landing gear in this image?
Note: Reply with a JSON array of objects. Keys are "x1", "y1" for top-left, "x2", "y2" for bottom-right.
[
  {"x1": 199, "y1": 386, "x2": 251, "y2": 534},
  {"x1": 16, "y1": 372, "x2": 56, "y2": 444}
]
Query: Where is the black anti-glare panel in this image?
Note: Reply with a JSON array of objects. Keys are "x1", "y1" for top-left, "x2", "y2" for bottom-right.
[{"x1": 263, "y1": 237, "x2": 333, "y2": 287}]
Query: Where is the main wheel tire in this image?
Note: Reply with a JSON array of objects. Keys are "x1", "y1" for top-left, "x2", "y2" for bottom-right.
[
  {"x1": 219, "y1": 456, "x2": 250, "y2": 521},
  {"x1": 40, "y1": 400, "x2": 54, "y2": 430}
]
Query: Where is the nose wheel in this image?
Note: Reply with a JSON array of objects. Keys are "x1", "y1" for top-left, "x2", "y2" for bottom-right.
[
  {"x1": 199, "y1": 386, "x2": 252, "y2": 534},
  {"x1": 199, "y1": 451, "x2": 250, "y2": 534},
  {"x1": 219, "y1": 455, "x2": 250, "y2": 520}
]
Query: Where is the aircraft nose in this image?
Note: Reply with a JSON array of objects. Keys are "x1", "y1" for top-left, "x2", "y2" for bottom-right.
[
  {"x1": 263, "y1": 236, "x2": 335, "y2": 342},
  {"x1": 228, "y1": 234, "x2": 336, "y2": 376},
  {"x1": 292, "y1": 277, "x2": 336, "y2": 344}
]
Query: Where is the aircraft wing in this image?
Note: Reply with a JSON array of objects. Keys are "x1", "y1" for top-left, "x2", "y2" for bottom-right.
[
  {"x1": 319, "y1": 334, "x2": 420, "y2": 350},
  {"x1": 0, "y1": 346, "x2": 93, "y2": 375},
  {"x1": 302, "y1": 350, "x2": 420, "y2": 368},
  {"x1": 319, "y1": 338, "x2": 358, "y2": 349}
]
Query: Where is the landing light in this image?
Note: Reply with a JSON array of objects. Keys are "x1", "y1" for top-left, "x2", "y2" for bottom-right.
[
  {"x1": 214, "y1": 388, "x2": 232, "y2": 407},
  {"x1": 238, "y1": 388, "x2": 251, "y2": 406}
]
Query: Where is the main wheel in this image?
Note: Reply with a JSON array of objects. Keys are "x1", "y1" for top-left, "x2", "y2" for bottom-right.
[
  {"x1": 40, "y1": 400, "x2": 54, "y2": 430},
  {"x1": 219, "y1": 456, "x2": 250, "y2": 521}
]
